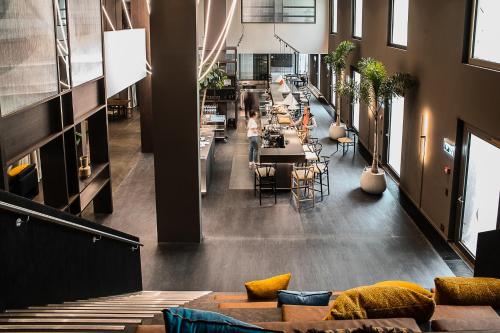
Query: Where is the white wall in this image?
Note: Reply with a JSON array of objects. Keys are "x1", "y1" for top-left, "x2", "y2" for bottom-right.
[{"x1": 224, "y1": 0, "x2": 329, "y2": 54}]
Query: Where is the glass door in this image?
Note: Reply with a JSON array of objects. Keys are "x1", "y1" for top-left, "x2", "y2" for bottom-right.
[
  {"x1": 387, "y1": 96, "x2": 405, "y2": 175},
  {"x1": 456, "y1": 129, "x2": 500, "y2": 259}
]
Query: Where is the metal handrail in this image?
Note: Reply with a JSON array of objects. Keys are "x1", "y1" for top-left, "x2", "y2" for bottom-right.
[{"x1": 0, "y1": 200, "x2": 143, "y2": 247}]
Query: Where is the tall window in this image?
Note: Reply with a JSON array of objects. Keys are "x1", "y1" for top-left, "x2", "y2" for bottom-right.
[
  {"x1": 352, "y1": 70, "x2": 361, "y2": 130},
  {"x1": 352, "y1": 0, "x2": 363, "y2": 38},
  {"x1": 242, "y1": 0, "x2": 316, "y2": 23},
  {"x1": 390, "y1": 0, "x2": 409, "y2": 47},
  {"x1": 470, "y1": 0, "x2": 500, "y2": 68},
  {"x1": 331, "y1": 0, "x2": 338, "y2": 33},
  {"x1": 331, "y1": 72, "x2": 336, "y2": 106},
  {"x1": 387, "y1": 96, "x2": 405, "y2": 175}
]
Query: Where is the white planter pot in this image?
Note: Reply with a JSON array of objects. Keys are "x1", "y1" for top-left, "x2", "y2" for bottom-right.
[
  {"x1": 329, "y1": 123, "x2": 347, "y2": 140},
  {"x1": 360, "y1": 167, "x2": 387, "y2": 194}
]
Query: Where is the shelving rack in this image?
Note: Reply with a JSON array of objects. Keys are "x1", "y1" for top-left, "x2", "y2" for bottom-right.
[
  {"x1": 200, "y1": 47, "x2": 239, "y2": 129},
  {"x1": 0, "y1": 77, "x2": 113, "y2": 216}
]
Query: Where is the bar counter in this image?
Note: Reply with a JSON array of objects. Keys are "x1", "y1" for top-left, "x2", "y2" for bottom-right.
[{"x1": 259, "y1": 83, "x2": 306, "y2": 188}]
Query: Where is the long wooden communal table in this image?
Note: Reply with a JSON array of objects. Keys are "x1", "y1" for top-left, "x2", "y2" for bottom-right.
[{"x1": 259, "y1": 83, "x2": 306, "y2": 189}]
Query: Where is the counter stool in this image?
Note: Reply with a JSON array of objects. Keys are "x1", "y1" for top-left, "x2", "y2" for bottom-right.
[
  {"x1": 291, "y1": 165, "x2": 315, "y2": 210},
  {"x1": 302, "y1": 137, "x2": 318, "y2": 152},
  {"x1": 305, "y1": 142, "x2": 322, "y2": 164},
  {"x1": 254, "y1": 163, "x2": 277, "y2": 206},
  {"x1": 313, "y1": 156, "x2": 331, "y2": 201}
]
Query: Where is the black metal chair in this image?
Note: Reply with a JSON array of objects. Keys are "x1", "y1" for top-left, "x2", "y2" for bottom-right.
[
  {"x1": 254, "y1": 163, "x2": 277, "y2": 206},
  {"x1": 336, "y1": 129, "x2": 357, "y2": 156}
]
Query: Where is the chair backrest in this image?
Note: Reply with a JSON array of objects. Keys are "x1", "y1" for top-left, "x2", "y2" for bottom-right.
[
  {"x1": 298, "y1": 129, "x2": 308, "y2": 144},
  {"x1": 292, "y1": 165, "x2": 315, "y2": 179},
  {"x1": 313, "y1": 142, "x2": 323, "y2": 155},
  {"x1": 255, "y1": 164, "x2": 275, "y2": 178}
]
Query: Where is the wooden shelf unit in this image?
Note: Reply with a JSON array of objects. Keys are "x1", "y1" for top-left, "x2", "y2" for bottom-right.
[{"x1": 0, "y1": 77, "x2": 113, "y2": 217}]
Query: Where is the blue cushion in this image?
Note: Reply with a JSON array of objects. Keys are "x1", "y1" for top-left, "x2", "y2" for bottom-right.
[
  {"x1": 163, "y1": 308, "x2": 279, "y2": 333},
  {"x1": 277, "y1": 290, "x2": 332, "y2": 306}
]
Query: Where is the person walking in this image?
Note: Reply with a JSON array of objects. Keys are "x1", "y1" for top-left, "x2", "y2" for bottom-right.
[
  {"x1": 247, "y1": 111, "x2": 260, "y2": 169},
  {"x1": 244, "y1": 91, "x2": 255, "y2": 119}
]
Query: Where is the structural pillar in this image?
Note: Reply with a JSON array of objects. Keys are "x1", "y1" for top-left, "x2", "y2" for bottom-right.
[
  {"x1": 131, "y1": 0, "x2": 153, "y2": 153},
  {"x1": 150, "y1": 0, "x2": 202, "y2": 242}
]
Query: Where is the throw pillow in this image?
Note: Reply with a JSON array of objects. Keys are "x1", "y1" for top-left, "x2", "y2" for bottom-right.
[
  {"x1": 277, "y1": 290, "x2": 332, "y2": 306},
  {"x1": 245, "y1": 273, "x2": 291, "y2": 300},
  {"x1": 374, "y1": 281, "x2": 433, "y2": 298},
  {"x1": 163, "y1": 308, "x2": 280, "y2": 333},
  {"x1": 324, "y1": 285, "x2": 435, "y2": 323},
  {"x1": 434, "y1": 277, "x2": 500, "y2": 307},
  {"x1": 7, "y1": 164, "x2": 29, "y2": 178}
]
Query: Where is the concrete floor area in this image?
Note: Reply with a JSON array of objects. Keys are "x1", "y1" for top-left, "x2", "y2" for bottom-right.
[{"x1": 96, "y1": 97, "x2": 459, "y2": 292}]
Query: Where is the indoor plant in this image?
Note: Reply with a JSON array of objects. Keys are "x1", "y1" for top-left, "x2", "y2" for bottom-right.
[
  {"x1": 357, "y1": 58, "x2": 415, "y2": 194},
  {"x1": 199, "y1": 66, "x2": 227, "y2": 123},
  {"x1": 324, "y1": 41, "x2": 356, "y2": 139}
]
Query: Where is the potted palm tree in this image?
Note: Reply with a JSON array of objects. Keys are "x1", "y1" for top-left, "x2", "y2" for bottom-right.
[
  {"x1": 324, "y1": 41, "x2": 356, "y2": 139},
  {"x1": 357, "y1": 58, "x2": 415, "y2": 194},
  {"x1": 199, "y1": 66, "x2": 228, "y2": 123}
]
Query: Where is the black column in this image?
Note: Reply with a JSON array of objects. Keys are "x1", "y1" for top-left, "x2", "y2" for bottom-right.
[{"x1": 150, "y1": 0, "x2": 201, "y2": 242}]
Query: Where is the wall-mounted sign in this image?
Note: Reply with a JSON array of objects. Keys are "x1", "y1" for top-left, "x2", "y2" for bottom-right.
[{"x1": 443, "y1": 138, "x2": 455, "y2": 157}]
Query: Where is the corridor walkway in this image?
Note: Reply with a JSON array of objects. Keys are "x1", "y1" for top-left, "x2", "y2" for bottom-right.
[{"x1": 99, "y1": 94, "x2": 454, "y2": 292}]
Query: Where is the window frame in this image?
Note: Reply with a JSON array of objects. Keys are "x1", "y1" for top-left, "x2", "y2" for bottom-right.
[
  {"x1": 388, "y1": 0, "x2": 408, "y2": 49},
  {"x1": 241, "y1": 0, "x2": 317, "y2": 24},
  {"x1": 385, "y1": 95, "x2": 406, "y2": 178},
  {"x1": 468, "y1": 0, "x2": 500, "y2": 71},
  {"x1": 330, "y1": 0, "x2": 338, "y2": 34},
  {"x1": 351, "y1": 0, "x2": 362, "y2": 39}
]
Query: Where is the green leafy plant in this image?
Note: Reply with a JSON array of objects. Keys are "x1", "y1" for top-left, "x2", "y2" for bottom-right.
[
  {"x1": 324, "y1": 41, "x2": 356, "y2": 127},
  {"x1": 198, "y1": 66, "x2": 228, "y2": 119},
  {"x1": 356, "y1": 57, "x2": 416, "y2": 174}
]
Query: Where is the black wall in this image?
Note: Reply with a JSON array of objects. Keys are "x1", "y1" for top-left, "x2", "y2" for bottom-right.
[{"x1": 0, "y1": 191, "x2": 142, "y2": 310}]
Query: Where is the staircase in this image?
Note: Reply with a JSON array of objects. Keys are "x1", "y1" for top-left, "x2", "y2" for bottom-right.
[{"x1": 0, "y1": 291, "x2": 211, "y2": 332}]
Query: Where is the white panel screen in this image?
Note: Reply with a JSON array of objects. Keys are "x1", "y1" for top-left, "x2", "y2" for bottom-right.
[{"x1": 104, "y1": 29, "x2": 147, "y2": 98}]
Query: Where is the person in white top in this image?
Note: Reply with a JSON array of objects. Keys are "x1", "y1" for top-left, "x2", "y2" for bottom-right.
[{"x1": 247, "y1": 111, "x2": 260, "y2": 168}]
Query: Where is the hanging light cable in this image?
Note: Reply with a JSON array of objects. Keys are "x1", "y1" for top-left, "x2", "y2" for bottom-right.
[
  {"x1": 199, "y1": 0, "x2": 212, "y2": 73},
  {"x1": 102, "y1": 5, "x2": 116, "y2": 31},
  {"x1": 198, "y1": 0, "x2": 236, "y2": 75},
  {"x1": 198, "y1": 0, "x2": 237, "y2": 77},
  {"x1": 121, "y1": 0, "x2": 133, "y2": 29},
  {"x1": 55, "y1": 1, "x2": 69, "y2": 53}
]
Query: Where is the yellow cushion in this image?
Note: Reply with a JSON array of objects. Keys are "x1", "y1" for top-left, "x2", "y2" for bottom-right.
[
  {"x1": 7, "y1": 164, "x2": 29, "y2": 178},
  {"x1": 374, "y1": 280, "x2": 433, "y2": 298},
  {"x1": 245, "y1": 273, "x2": 291, "y2": 300},
  {"x1": 325, "y1": 285, "x2": 435, "y2": 323},
  {"x1": 434, "y1": 277, "x2": 500, "y2": 307}
]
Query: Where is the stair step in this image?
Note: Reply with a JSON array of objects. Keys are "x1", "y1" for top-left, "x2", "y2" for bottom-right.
[
  {"x1": 27, "y1": 307, "x2": 172, "y2": 311},
  {"x1": 6, "y1": 310, "x2": 160, "y2": 315},
  {"x1": 0, "y1": 319, "x2": 142, "y2": 324},
  {"x1": 0, "y1": 314, "x2": 154, "y2": 319},
  {"x1": 0, "y1": 325, "x2": 125, "y2": 331}
]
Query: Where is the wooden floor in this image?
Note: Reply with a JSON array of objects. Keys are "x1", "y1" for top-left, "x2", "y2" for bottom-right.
[{"x1": 94, "y1": 97, "x2": 456, "y2": 292}]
